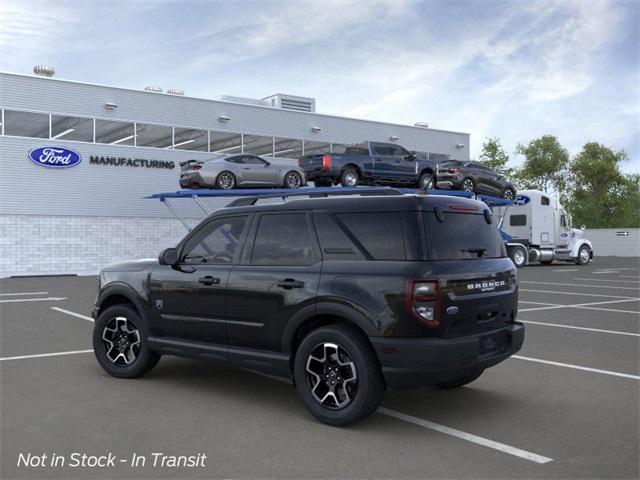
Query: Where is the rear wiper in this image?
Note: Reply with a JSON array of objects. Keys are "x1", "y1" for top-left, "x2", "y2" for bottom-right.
[{"x1": 462, "y1": 247, "x2": 487, "y2": 257}]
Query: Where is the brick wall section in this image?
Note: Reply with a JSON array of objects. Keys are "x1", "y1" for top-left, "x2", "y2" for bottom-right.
[
  {"x1": 583, "y1": 228, "x2": 640, "y2": 257},
  {"x1": 0, "y1": 215, "x2": 189, "y2": 277}
]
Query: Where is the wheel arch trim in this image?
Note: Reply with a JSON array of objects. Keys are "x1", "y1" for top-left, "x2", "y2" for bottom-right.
[{"x1": 95, "y1": 282, "x2": 148, "y2": 321}]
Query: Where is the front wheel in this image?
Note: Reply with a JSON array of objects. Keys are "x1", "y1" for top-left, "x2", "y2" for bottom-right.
[
  {"x1": 294, "y1": 324, "x2": 384, "y2": 426},
  {"x1": 284, "y1": 170, "x2": 303, "y2": 189},
  {"x1": 418, "y1": 172, "x2": 434, "y2": 190},
  {"x1": 503, "y1": 187, "x2": 516, "y2": 200},
  {"x1": 93, "y1": 305, "x2": 160, "y2": 378},
  {"x1": 576, "y1": 245, "x2": 591, "y2": 265},
  {"x1": 433, "y1": 370, "x2": 484, "y2": 389},
  {"x1": 508, "y1": 245, "x2": 527, "y2": 268},
  {"x1": 461, "y1": 177, "x2": 475, "y2": 192},
  {"x1": 340, "y1": 168, "x2": 359, "y2": 187}
]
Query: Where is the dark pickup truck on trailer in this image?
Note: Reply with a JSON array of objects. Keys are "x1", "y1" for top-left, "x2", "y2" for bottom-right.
[
  {"x1": 299, "y1": 141, "x2": 437, "y2": 189},
  {"x1": 92, "y1": 189, "x2": 524, "y2": 426}
]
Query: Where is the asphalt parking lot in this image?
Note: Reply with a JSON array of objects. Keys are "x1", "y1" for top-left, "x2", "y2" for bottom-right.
[{"x1": 1, "y1": 257, "x2": 638, "y2": 479}]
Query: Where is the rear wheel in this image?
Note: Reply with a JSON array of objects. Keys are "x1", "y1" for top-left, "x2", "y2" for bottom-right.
[
  {"x1": 503, "y1": 187, "x2": 516, "y2": 200},
  {"x1": 576, "y1": 245, "x2": 591, "y2": 265},
  {"x1": 461, "y1": 177, "x2": 475, "y2": 192},
  {"x1": 294, "y1": 324, "x2": 384, "y2": 426},
  {"x1": 93, "y1": 305, "x2": 160, "y2": 378},
  {"x1": 418, "y1": 172, "x2": 434, "y2": 190},
  {"x1": 508, "y1": 245, "x2": 527, "y2": 268},
  {"x1": 216, "y1": 171, "x2": 236, "y2": 190},
  {"x1": 284, "y1": 171, "x2": 303, "y2": 189},
  {"x1": 434, "y1": 370, "x2": 484, "y2": 389},
  {"x1": 340, "y1": 168, "x2": 359, "y2": 187}
]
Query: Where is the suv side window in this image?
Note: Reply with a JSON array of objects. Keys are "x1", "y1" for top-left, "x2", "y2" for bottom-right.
[
  {"x1": 251, "y1": 213, "x2": 317, "y2": 265},
  {"x1": 336, "y1": 212, "x2": 406, "y2": 260},
  {"x1": 182, "y1": 216, "x2": 248, "y2": 264}
]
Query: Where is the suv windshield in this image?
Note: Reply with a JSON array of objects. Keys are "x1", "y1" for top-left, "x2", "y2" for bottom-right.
[{"x1": 423, "y1": 212, "x2": 505, "y2": 260}]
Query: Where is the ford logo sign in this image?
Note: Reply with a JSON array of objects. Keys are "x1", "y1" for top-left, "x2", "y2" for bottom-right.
[
  {"x1": 28, "y1": 146, "x2": 82, "y2": 168},
  {"x1": 513, "y1": 195, "x2": 530, "y2": 206}
]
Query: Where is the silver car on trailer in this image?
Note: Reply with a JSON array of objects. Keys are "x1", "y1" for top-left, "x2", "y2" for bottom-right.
[{"x1": 179, "y1": 154, "x2": 307, "y2": 189}]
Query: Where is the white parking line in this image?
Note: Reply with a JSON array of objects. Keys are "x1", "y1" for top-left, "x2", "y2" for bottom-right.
[
  {"x1": 574, "y1": 306, "x2": 640, "y2": 315},
  {"x1": 0, "y1": 349, "x2": 93, "y2": 362},
  {"x1": 518, "y1": 300, "x2": 561, "y2": 306},
  {"x1": 573, "y1": 278, "x2": 640, "y2": 284},
  {"x1": 0, "y1": 291, "x2": 49, "y2": 296},
  {"x1": 520, "y1": 289, "x2": 636, "y2": 299},
  {"x1": 521, "y1": 281, "x2": 640, "y2": 291},
  {"x1": 621, "y1": 275, "x2": 640, "y2": 279},
  {"x1": 593, "y1": 271, "x2": 620, "y2": 274},
  {"x1": 513, "y1": 356, "x2": 640, "y2": 380},
  {"x1": 521, "y1": 320, "x2": 640, "y2": 337},
  {"x1": 377, "y1": 408, "x2": 553, "y2": 464},
  {"x1": 0, "y1": 297, "x2": 68, "y2": 304},
  {"x1": 519, "y1": 297, "x2": 640, "y2": 312},
  {"x1": 551, "y1": 269, "x2": 579, "y2": 272},
  {"x1": 51, "y1": 307, "x2": 94, "y2": 322}
]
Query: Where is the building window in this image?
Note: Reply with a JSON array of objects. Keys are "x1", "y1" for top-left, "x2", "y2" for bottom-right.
[
  {"x1": 243, "y1": 134, "x2": 274, "y2": 156},
  {"x1": 51, "y1": 114, "x2": 93, "y2": 142},
  {"x1": 210, "y1": 131, "x2": 243, "y2": 154},
  {"x1": 135, "y1": 123, "x2": 173, "y2": 148},
  {"x1": 95, "y1": 119, "x2": 135, "y2": 145},
  {"x1": 173, "y1": 127, "x2": 208, "y2": 151},
  {"x1": 273, "y1": 137, "x2": 303, "y2": 159},
  {"x1": 3, "y1": 110, "x2": 49, "y2": 138},
  {"x1": 304, "y1": 140, "x2": 331, "y2": 155}
]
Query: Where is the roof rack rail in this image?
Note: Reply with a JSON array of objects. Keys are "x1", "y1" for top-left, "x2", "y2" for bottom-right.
[{"x1": 226, "y1": 186, "x2": 404, "y2": 207}]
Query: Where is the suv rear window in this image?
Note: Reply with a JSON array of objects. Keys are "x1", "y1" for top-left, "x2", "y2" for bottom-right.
[
  {"x1": 337, "y1": 212, "x2": 406, "y2": 260},
  {"x1": 423, "y1": 212, "x2": 505, "y2": 260}
]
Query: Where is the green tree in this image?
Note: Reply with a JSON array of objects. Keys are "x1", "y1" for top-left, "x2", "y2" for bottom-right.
[
  {"x1": 515, "y1": 135, "x2": 569, "y2": 193},
  {"x1": 479, "y1": 137, "x2": 512, "y2": 176},
  {"x1": 565, "y1": 142, "x2": 638, "y2": 228}
]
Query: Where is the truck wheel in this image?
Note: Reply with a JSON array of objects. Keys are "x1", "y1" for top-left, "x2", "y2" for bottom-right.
[
  {"x1": 461, "y1": 177, "x2": 475, "y2": 192},
  {"x1": 576, "y1": 245, "x2": 591, "y2": 265},
  {"x1": 433, "y1": 370, "x2": 484, "y2": 389},
  {"x1": 294, "y1": 324, "x2": 385, "y2": 426},
  {"x1": 418, "y1": 172, "x2": 434, "y2": 190},
  {"x1": 284, "y1": 171, "x2": 303, "y2": 189},
  {"x1": 93, "y1": 305, "x2": 160, "y2": 378},
  {"x1": 216, "y1": 171, "x2": 236, "y2": 189},
  {"x1": 340, "y1": 168, "x2": 359, "y2": 187},
  {"x1": 508, "y1": 245, "x2": 527, "y2": 268}
]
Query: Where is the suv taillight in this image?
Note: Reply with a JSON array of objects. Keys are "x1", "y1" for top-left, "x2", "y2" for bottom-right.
[
  {"x1": 448, "y1": 167, "x2": 459, "y2": 173},
  {"x1": 322, "y1": 153, "x2": 332, "y2": 171},
  {"x1": 407, "y1": 280, "x2": 440, "y2": 327},
  {"x1": 192, "y1": 165, "x2": 202, "y2": 170}
]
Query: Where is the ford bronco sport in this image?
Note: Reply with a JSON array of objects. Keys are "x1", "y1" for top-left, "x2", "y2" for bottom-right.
[{"x1": 92, "y1": 189, "x2": 524, "y2": 426}]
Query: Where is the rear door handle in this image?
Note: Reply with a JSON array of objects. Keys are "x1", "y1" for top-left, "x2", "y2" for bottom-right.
[
  {"x1": 198, "y1": 276, "x2": 221, "y2": 286},
  {"x1": 276, "y1": 279, "x2": 304, "y2": 289}
]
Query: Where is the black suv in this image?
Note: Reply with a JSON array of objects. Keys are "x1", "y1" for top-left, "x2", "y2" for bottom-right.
[
  {"x1": 92, "y1": 189, "x2": 524, "y2": 426},
  {"x1": 436, "y1": 160, "x2": 516, "y2": 200}
]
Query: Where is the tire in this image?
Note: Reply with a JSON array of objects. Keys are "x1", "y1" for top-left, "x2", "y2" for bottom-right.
[
  {"x1": 313, "y1": 178, "x2": 333, "y2": 187},
  {"x1": 93, "y1": 305, "x2": 160, "y2": 378},
  {"x1": 418, "y1": 172, "x2": 434, "y2": 190},
  {"x1": 340, "y1": 168, "x2": 359, "y2": 187},
  {"x1": 294, "y1": 324, "x2": 385, "y2": 426},
  {"x1": 433, "y1": 370, "x2": 484, "y2": 389},
  {"x1": 461, "y1": 177, "x2": 475, "y2": 193},
  {"x1": 284, "y1": 170, "x2": 303, "y2": 189},
  {"x1": 508, "y1": 245, "x2": 527, "y2": 268},
  {"x1": 576, "y1": 245, "x2": 591, "y2": 265},
  {"x1": 503, "y1": 187, "x2": 516, "y2": 201},
  {"x1": 216, "y1": 171, "x2": 236, "y2": 190}
]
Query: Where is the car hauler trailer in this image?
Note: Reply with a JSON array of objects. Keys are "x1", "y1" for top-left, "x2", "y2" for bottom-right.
[{"x1": 493, "y1": 189, "x2": 594, "y2": 267}]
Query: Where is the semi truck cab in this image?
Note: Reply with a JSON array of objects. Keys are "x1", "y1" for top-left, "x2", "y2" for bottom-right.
[{"x1": 494, "y1": 190, "x2": 594, "y2": 267}]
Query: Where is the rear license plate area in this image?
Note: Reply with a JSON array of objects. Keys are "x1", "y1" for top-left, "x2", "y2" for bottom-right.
[{"x1": 479, "y1": 332, "x2": 505, "y2": 356}]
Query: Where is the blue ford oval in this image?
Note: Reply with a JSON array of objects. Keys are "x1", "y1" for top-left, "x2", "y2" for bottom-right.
[{"x1": 28, "y1": 146, "x2": 82, "y2": 168}]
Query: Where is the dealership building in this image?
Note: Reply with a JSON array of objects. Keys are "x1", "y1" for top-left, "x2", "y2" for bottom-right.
[{"x1": 0, "y1": 69, "x2": 470, "y2": 277}]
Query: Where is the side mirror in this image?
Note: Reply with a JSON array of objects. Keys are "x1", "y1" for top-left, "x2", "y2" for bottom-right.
[
  {"x1": 407, "y1": 151, "x2": 417, "y2": 161},
  {"x1": 159, "y1": 247, "x2": 178, "y2": 266}
]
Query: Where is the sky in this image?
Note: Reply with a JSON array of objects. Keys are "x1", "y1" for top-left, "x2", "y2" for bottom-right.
[{"x1": 1, "y1": 0, "x2": 638, "y2": 172}]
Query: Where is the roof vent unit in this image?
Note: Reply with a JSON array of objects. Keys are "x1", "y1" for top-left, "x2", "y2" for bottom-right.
[
  {"x1": 144, "y1": 85, "x2": 163, "y2": 93},
  {"x1": 167, "y1": 89, "x2": 184, "y2": 95},
  {"x1": 217, "y1": 95, "x2": 270, "y2": 107},
  {"x1": 33, "y1": 65, "x2": 55, "y2": 77},
  {"x1": 262, "y1": 94, "x2": 316, "y2": 113},
  {"x1": 414, "y1": 122, "x2": 429, "y2": 128}
]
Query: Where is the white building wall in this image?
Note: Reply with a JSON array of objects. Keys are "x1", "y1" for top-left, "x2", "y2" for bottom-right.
[{"x1": 584, "y1": 228, "x2": 640, "y2": 257}]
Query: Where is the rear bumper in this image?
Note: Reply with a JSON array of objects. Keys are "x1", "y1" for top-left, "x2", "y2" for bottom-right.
[
  {"x1": 179, "y1": 172, "x2": 207, "y2": 188},
  {"x1": 435, "y1": 174, "x2": 464, "y2": 189},
  {"x1": 370, "y1": 323, "x2": 525, "y2": 390}
]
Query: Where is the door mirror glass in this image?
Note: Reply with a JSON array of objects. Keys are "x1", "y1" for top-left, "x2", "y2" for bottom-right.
[
  {"x1": 159, "y1": 248, "x2": 178, "y2": 265},
  {"x1": 406, "y1": 151, "x2": 417, "y2": 161}
]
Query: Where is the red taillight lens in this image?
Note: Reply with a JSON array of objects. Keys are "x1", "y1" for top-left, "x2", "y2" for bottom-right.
[
  {"x1": 297, "y1": 159, "x2": 301, "y2": 167},
  {"x1": 322, "y1": 153, "x2": 332, "y2": 171},
  {"x1": 192, "y1": 165, "x2": 202, "y2": 170},
  {"x1": 407, "y1": 280, "x2": 440, "y2": 327},
  {"x1": 448, "y1": 203, "x2": 478, "y2": 211}
]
